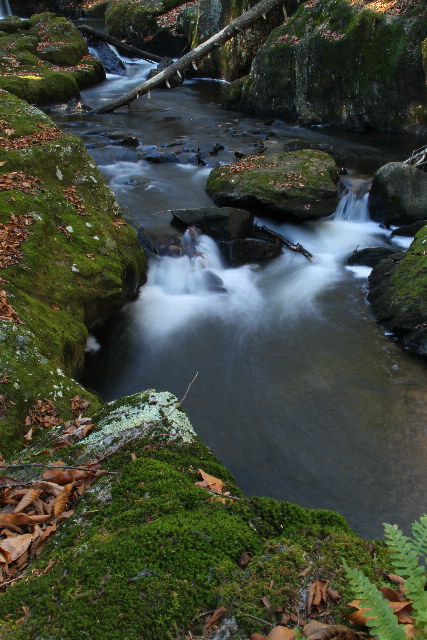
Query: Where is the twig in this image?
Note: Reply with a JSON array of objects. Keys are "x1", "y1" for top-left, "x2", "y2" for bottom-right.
[
  {"x1": 204, "y1": 488, "x2": 241, "y2": 501},
  {"x1": 0, "y1": 480, "x2": 36, "y2": 490},
  {"x1": 191, "y1": 609, "x2": 216, "y2": 622},
  {"x1": 241, "y1": 613, "x2": 274, "y2": 627},
  {"x1": 95, "y1": 372, "x2": 199, "y2": 463},
  {"x1": 0, "y1": 464, "x2": 118, "y2": 474}
]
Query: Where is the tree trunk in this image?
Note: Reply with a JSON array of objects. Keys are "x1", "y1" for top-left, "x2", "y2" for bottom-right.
[
  {"x1": 77, "y1": 24, "x2": 163, "y2": 63},
  {"x1": 96, "y1": 0, "x2": 287, "y2": 114}
]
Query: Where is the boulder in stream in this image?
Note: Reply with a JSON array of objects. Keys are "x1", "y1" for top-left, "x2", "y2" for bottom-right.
[
  {"x1": 368, "y1": 225, "x2": 427, "y2": 356},
  {"x1": 171, "y1": 206, "x2": 253, "y2": 239},
  {"x1": 369, "y1": 162, "x2": 427, "y2": 225},
  {"x1": 346, "y1": 247, "x2": 399, "y2": 268},
  {"x1": 206, "y1": 150, "x2": 339, "y2": 219}
]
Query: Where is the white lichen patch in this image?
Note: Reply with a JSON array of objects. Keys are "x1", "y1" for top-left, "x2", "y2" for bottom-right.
[
  {"x1": 56, "y1": 167, "x2": 63, "y2": 180},
  {"x1": 81, "y1": 390, "x2": 196, "y2": 457}
]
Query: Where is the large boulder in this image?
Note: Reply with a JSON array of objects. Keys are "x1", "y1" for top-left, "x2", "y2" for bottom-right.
[
  {"x1": 171, "y1": 206, "x2": 254, "y2": 239},
  {"x1": 0, "y1": 14, "x2": 104, "y2": 104},
  {"x1": 368, "y1": 162, "x2": 427, "y2": 224},
  {"x1": 239, "y1": 0, "x2": 427, "y2": 133},
  {"x1": 0, "y1": 91, "x2": 146, "y2": 454},
  {"x1": 368, "y1": 225, "x2": 427, "y2": 356},
  {"x1": 206, "y1": 150, "x2": 339, "y2": 219}
]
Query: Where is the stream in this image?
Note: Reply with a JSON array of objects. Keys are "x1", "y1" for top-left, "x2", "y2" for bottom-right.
[{"x1": 51, "y1": 44, "x2": 427, "y2": 538}]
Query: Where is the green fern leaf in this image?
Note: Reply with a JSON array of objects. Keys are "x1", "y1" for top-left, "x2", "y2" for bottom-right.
[
  {"x1": 411, "y1": 514, "x2": 427, "y2": 563},
  {"x1": 343, "y1": 561, "x2": 405, "y2": 640}
]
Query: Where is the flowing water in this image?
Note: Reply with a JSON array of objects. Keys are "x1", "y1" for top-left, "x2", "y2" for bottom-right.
[
  {"x1": 51, "y1": 46, "x2": 427, "y2": 537},
  {"x1": 0, "y1": 0, "x2": 12, "y2": 19}
]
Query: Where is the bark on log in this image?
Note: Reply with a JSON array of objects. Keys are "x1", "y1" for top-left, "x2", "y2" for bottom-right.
[
  {"x1": 78, "y1": 24, "x2": 162, "y2": 63},
  {"x1": 96, "y1": 0, "x2": 286, "y2": 114},
  {"x1": 255, "y1": 223, "x2": 313, "y2": 261}
]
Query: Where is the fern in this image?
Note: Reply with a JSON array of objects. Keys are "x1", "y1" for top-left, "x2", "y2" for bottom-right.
[
  {"x1": 344, "y1": 514, "x2": 427, "y2": 639},
  {"x1": 383, "y1": 518, "x2": 427, "y2": 632},
  {"x1": 343, "y1": 561, "x2": 405, "y2": 640}
]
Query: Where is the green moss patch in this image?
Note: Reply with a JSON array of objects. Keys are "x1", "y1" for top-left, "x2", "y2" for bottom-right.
[
  {"x1": 206, "y1": 150, "x2": 338, "y2": 219},
  {"x1": 105, "y1": 0, "x2": 190, "y2": 44},
  {"x1": 0, "y1": 13, "x2": 105, "y2": 104},
  {"x1": 0, "y1": 91, "x2": 146, "y2": 454}
]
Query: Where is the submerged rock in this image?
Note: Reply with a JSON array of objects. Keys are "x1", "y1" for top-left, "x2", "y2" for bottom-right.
[
  {"x1": 369, "y1": 162, "x2": 427, "y2": 224},
  {"x1": 206, "y1": 150, "x2": 339, "y2": 219}
]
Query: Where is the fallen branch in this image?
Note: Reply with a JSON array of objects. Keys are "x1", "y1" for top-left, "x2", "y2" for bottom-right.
[
  {"x1": 403, "y1": 145, "x2": 427, "y2": 171},
  {"x1": 78, "y1": 24, "x2": 162, "y2": 63},
  {"x1": 96, "y1": 0, "x2": 286, "y2": 113},
  {"x1": 0, "y1": 463, "x2": 117, "y2": 474},
  {"x1": 254, "y1": 223, "x2": 313, "y2": 261}
]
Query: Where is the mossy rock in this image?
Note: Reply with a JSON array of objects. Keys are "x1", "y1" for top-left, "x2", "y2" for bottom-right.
[
  {"x1": 0, "y1": 91, "x2": 146, "y2": 454},
  {"x1": 240, "y1": 0, "x2": 427, "y2": 132},
  {"x1": 369, "y1": 162, "x2": 427, "y2": 224},
  {"x1": 0, "y1": 13, "x2": 104, "y2": 104},
  {"x1": 105, "y1": 0, "x2": 190, "y2": 45},
  {"x1": 368, "y1": 225, "x2": 427, "y2": 356},
  {"x1": 0, "y1": 392, "x2": 392, "y2": 639},
  {"x1": 206, "y1": 150, "x2": 339, "y2": 219}
]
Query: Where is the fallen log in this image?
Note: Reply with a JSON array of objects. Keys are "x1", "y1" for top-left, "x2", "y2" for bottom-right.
[
  {"x1": 254, "y1": 223, "x2": 313, "y2": 261},
  {"x1": 96, "y1": 0, "x2": 287, "y2": 114},
  {"x1": 78, "y1": 24, "x2": 162, "y2": 63}
]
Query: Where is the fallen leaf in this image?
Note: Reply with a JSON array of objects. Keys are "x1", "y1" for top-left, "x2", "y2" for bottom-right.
[
  {"x1": 0, "y1": 533, "x2": 33, "y2": 564},
  {"x1": 304, "y1": 621, "x2": 361, "y2": 639},
  {"x1": 203, "y1": 605, "x2": 227, "y2": 631},
  {"x1": 0, "y1": 513, "x2": 50, "y2": 527},
  {"x1": 13, "y1": 488, "x2": 42, "y2": 513},
  {"x1": 50, "y1": 304, "x2": 60, "y2": 311},
  {"x1": 53, "y1": 482, "x2": 73, "y2": 517},
  {"x1": 239, "y1": 551, "x2": 252, "y2": 567},
  {"x1": 261, "y1": 596, "x2": 272, "y2": 609},
  {"x1": 195, "y1": 469, "x2": 224, "y2": 494},
  {"x1": 267, "y1": 626, "x2": 295, "y2": 640}
]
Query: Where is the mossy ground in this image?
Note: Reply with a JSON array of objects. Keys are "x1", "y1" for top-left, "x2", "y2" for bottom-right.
[
  {"x1": 0, "y1": 395, "x2": 393, "y2": 640},
  {"x1": 240, "y1": 0, "x2": 427, "y2": 131},
  {"x1": 0, "y1": 91, "x2": 146, "y2": 455},
  {"x1": 206, "y1": 150, "x2": 338, "y2": 218},
  {"x1": 0, "y1": 13, "x2": 104, "y2": 104}
]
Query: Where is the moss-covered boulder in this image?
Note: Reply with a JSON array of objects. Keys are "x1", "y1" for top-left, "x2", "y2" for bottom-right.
[
  {"x1": 0, "y1": 391, "x2": 392, "y2": 640},
  {"x1": 239, "y1": 0, "x2": 427, "y2": 132},
  {"x1": 0, "y1": 13, "x2": 104, "y2": 104},
  {"x1": 206, "y1": 150, "x2": 339, "y2": 219},
  {"x1": 368, "y1": 225, "x2": 427, "y2": 356},
  {"x1": 0, "y1": 90, "x2": 146, "y2": 455},
  {"x1": 9, "y1": 0, "x2": 104, "y2": 19},
  {"x1": 104, "y1": 0, "x2": 189, "y2": 48},
  {"x1": 369, "y1": 162, "x2": 427, "y2": 224}
]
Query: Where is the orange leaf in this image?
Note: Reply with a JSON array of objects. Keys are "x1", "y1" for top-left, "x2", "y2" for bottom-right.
[
  {"x1": 195, "y1": 469, "x2": 224, "y2": 494},
  {"x1": 203, "y1": 605, "x2": 227, "y2": 631},
  {"x1": 404, "y1": 624, "x2": 424, "y2": 639},
  {"x1": 50, "y1": 304, "x2": 60, "y2": 311},
  {"x1": 53, "y1": 482, "x2": 73, "y2": 517},
  {"x1": 267, "y1": 626, "x2": 295, "y2": 640},
  {"x1": 0, "y1": 533, "x2": 33, "y2": 563},
  {"x1": 13, "y1": 488, "x2": 42, "y2": 513},
  {"x1": 0, "y1": 513, "x2": 50, "y2": 527}
]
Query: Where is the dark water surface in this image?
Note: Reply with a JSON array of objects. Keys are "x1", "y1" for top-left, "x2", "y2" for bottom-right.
[{"x1": 51, "y1": 54, "x2": 427, "y2": 537}]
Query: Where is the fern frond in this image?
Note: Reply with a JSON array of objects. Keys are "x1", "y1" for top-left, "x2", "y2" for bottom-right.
[
  {"x1": 411, "y1": 514, "x2": 427, "y2": 564},
  {"x1": 343, "y1": 561, "x2": 405, "y2": 640},
  {"x1": 383, "y1": 521, "x2": 427, "y2": 611}
]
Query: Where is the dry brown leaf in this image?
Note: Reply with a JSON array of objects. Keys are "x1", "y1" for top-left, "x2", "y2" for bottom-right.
[
  {"x1": 239, "y1": 551, "x2": 252, "y2": 567},
  {"x1": 23, "y1": 427, "x2": 33, "y2": 446},
  {"x1": 380, "y1": 586, "x2": 406, "y2": 602},
  {"x1": 53, "y1": 482, "x2": 73, "y2": 517},
  {"x1": 387, "y1": 573, "x2": 405, "y2": 587},
  {"x1": 203, "y1": 605, "x2": 227, "y2": 631},
  {"x1": 195, "y1": 469, "x2": 224, "y2": 493},
  {"x1": 303, "y1": 621, "x2": 361, "y2": 640},
  {"x1": 347, "y1": 600, "x2": 376, "y2": 625},
  {"x1": 13, "y1": 488, "x2": 42, "y2": 513},
  {"x1": 0, "y1": 533, "x2": 33, "y2": 564},
  {"x1": 267, "y1": 626, "x2": 295, "y2": 640},
  {"x1": 299, "y1": 566, "x2": 312, "y2": 578},
  {"x1": 42, "y1": 460, "x2": 101, "y2": 484},
  {"x1": 31, "y1": 480, "x2": 63, "y2": 496},
  {"x1": 261, "y1": 596, "x2": 272, "y2": 609},
  {"x1": 403, "y1": 624, "x2": 424, "y2": 639},
  {"x1": 388, "y1": 601, "x2": 414, "y2": 625},
  {"x1": 0, "y1": 513, "x2": 50, "y2": 527}
]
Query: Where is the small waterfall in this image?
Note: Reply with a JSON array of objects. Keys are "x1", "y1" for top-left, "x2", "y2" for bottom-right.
[
  {"x1": 0, "y1": 0, "x2": 12, "y2": 18},
  {"x1": 332, "y1": 177, "x2": 371, "y2": 222}
]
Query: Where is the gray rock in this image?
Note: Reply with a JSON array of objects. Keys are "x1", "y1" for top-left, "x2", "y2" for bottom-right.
[
  {"x1": 171, "y1": 207, "x2": 253, "y2": 240},
  {"x1": 391, "y1": 219, "x2": 427, "y2": 236},
  {"x1": 144, "y1": 151, "x2": 180, "y2": 163},
  {"x1": 229, "y1": 238, "x2": 282, "y2": 266},
  {"x1": 369, "y1": 163, "x2": 427, "y2": 224},
  {"x1": 346, "y1": 247, "x2": 399, "y2": 267}
]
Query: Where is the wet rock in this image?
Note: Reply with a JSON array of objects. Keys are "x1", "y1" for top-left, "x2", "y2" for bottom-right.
[
  {"x1": 88, "y1": 39, "x2": 126, "y2": 76},
  {"x1": 346, "y1": 247, "x2": 398, "y2": 268},
  {"x1": 369, "y1": 163, "x2": 427, "y2": 224},
  {"x1": 144, "y1": 150, "x2": 180, "y2": 163},
  {"x1": 392, "y1": 219, "x2": 427, "y2": 237},
  {"x1": 367, "y1": 224, "x2": 427, "y2": 357},
  {"x1": 229, "y1": 238, "x2": 282, "y2": 266},
  {"x1": 116, "y1": 136, "x2": 139, "y2": 147},
  {"x1": 206, "y1": 150, "x2": 339, "y2": 219},
  {"x1": 171, "y1": 207, "x2": 253, "y2": 240}
]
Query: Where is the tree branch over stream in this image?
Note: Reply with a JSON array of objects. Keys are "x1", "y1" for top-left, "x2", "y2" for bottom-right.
[{"x1": 96, "y1": 0, "x2": 287, "y2": 113}]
